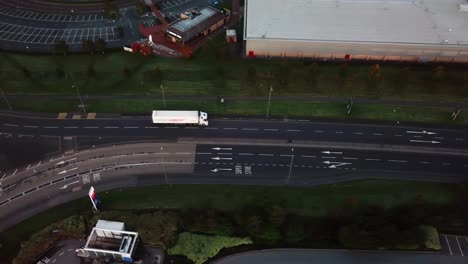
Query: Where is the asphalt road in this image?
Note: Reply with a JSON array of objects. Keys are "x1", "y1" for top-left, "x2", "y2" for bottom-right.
[
  {"x1": 0, "y1": 112, "x2": 467, "y2": 151},
  {"x1": 212, "y1": 249, "x2": 468, "y2": 264},
  {"x1": 1, "y1": 140, "x2": 467, "y2": 231}
]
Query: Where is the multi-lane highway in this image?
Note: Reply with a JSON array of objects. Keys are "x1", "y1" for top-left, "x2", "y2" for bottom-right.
[{"x1": 0, "y1": 112, "x2": 467, "y2": 150}]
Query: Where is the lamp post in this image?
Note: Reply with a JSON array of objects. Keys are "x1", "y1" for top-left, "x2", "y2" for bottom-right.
[
  {"x1": 161, "y1": 146, "x2": 168, "y2": 185},
  {"x1": 0, "y1": 87, "x2": 12, "y2": 110},
  {"x1": 160, "y1": 82, "x2": 166, "y2": 109},
  {"x1": 70, "y1": 74, "x2": 87, "y2": 114},
  {"x1": 286, "y1": 148, "x2": 294, "y2": 184},
  {"x1": 266, "y1": 85, "x2": 273, "y2": 119}
]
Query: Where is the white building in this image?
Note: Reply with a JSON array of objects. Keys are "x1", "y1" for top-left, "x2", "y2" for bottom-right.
[
  {"x1": 244, "y1": 0, "x2": 468, "y2": 63},
  {"x1": 80, "y1": 220, "x2": 139, "y2": 262}
]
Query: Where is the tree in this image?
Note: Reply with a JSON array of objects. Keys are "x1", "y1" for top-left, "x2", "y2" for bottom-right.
[
  {"x1": 54, "y1": 40, "x2": 69, "y2": 56},
  {"x1": 267, "y1": 205, "x2": 286, "y2": 227},
  {"x1": 432, "y1": 65, "x2": 447, "y2": 81},
  {"x1": 417, "y1": 225, "x2": 441, "y2": 250},
  {"x1": 368, "y1": 64, "x2": 382, "y2": 82},
  {"x1": 284, "y1": 217, "x2": 306, "y2": 245},
  {"x1": 135, "y1": 0, "x2": 144, "y2": 15},
  {"x1": 94, "y1": 38, "x2": 107, "y2": 54},
  {"x1": 81, "y1": 39, "x2": 94, "y2": 54}
]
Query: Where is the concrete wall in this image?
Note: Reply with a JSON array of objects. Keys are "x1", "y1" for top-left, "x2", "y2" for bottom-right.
[{"x1": 245, "y1": 38, "x2": 468, "y2": 63}]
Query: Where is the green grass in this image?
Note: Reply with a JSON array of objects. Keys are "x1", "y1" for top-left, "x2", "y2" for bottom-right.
[
  {"x1": 2, "y1": 99, "x2": 465, "y2": 124},
  {"x1": 0, "y1": 180, "x2": 459, "y2": 261}
]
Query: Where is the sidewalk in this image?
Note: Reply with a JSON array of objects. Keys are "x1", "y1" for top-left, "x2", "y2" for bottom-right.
[{"x1": 5, "y1": 94, "x2": 468, "y2": 108}]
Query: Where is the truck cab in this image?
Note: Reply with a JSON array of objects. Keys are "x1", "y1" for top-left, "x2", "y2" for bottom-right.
[{"x1": 199, "y1": 111, "x2": 209, "y2": 126}]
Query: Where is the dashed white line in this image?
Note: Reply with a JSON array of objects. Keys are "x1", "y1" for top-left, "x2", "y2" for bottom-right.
[
  {"x1": 321, "y1": 156, "x2": 336, "y2": 159},
  {"x1": 43, "y1": 126, "x2": 58, "y2": 129},
  {"x1": 314, "y1": 130, "x2": 324, "y2": 133},
  {"x1": 287, "y1": 129, "x2": 301, "y2": 132},
  {"x1": 184, "y1": 127, "x2": 199, "y2": 129},
  {"x1": 175, "y1": 152, "x2": 190, "y2": 155},
  {"x1": 280, "y1": 154, "x2": 293, "y2": 157},
  {"x1": 197, "y1": 152, "x2": 211, "y2": 155},
  {"x1": 3, "y1": 123, "x2": 18, "y2": 127},
  {"x1": 394, "y1": 134, "x2": 403, "y2": 137},
  {"x1": 64, "y1": 126, "x2": 78, "y2": 129},
  {"x1": 259, "y1": 154, "x2": 274, "y2": 156},
  {"x1": 455, "y1": 138, "x2": 464, "y2": 141},
  {"x1": 104, "y1": 126, "x2": 119, "y2": 129},
  {"x1": 419, "y1": 161, "x2": 430, "y2": 164},
  {"x1": 354, "y1": 132, "x2": 364, "y2": 135},
  {"x1": 124, "y1": 126, "x2": 139, "y2": 129},
  {"x1": 388, "y1": 160, "x2": 407, "y2": 163},
  {"x1": 144, "y1": 126, "x2": 158, "y2": 128},
  {"x1": 223, "y1": 128, "x2": 237, "y2": 130},
  {"x1": 24, "y1": 125, "x2": 38, "y2": 128},
  {"x1": 335, "y1": 131, "x2": 344, "y2": 134},
  {"x1": 264, "y1": 129, "x2": 278, "y2": 131},
  {"x1": 442, "y1": 163, "x2": 451, "y2": 166},
  {"x1": 300, "y1": 155, "x2": 316, "y2": 158},
  {"x1": 239, "y1": 153, "x2": 253, "y2": 156},
  {"x1": 434, "y1": 137, "x2": 444, "y2": 140},
  {"x1": 373, "y1": 133, "x2": 383, "y2": 136},
  {"x1": 243, "y1": 128, "x2": 258, "y2": 131},
  {"x1": 205, "y1": 127, "x2": 218, "y2": 130},
  {"x1": 84, "y1": 126, "x2": 98, "y2": 129},
  {"x1": 365, "y1": 158, "x2": 381, "y2": 161},
  {"x1": 343, "y1": 157, "x2": 358, "y2": 160}
]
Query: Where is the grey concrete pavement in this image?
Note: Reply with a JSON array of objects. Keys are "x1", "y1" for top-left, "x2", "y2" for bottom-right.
[{"x1": 212, "y1": 249, "x2": 468, "y2": 264}]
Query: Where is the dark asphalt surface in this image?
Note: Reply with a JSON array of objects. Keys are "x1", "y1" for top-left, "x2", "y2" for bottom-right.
[
  {"x1": 0, "y1": 113, "x2": 467, "y2": 150},
  {"x1": 212, "y1": 249, "x2": 467, "y2": 264}
]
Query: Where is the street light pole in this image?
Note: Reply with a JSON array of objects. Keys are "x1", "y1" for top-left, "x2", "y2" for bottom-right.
[
  {"x1": 287, "y1": 148, "x2": 294, "y2": 184},
  {"x1": 160, "y1": 82, "x2": 166, "y2": 109},
  {"x1": 161, "y1": 146, "x2": 168, "y2": 184},
  {"x1": 0, "y1": 87, "x2": 12, "y2": 110},
  {"x1": 266, "y1": 85, "x2": 273, "y2": 119},
  {"x1": 69, "y1": 74, "x2": 87, "y2": 114}
]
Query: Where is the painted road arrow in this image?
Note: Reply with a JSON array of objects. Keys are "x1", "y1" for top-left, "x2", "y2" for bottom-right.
[
  {"x1": 321, "y1": 151, "x2": 343, "y2": 155},
  {"x1": 59, "y1": 180, "x2": 80, "y2": 189},
  {"x1": 56, "y1": 158, "x2": 77, "y2": 166},
  {"x1": 211, "y1": 168, "x2": 233, "y2": 172},
  {"x1": 323, "y1": 161, "x2": 351, "y2": 168},
  {"x1": 409, "y1": 140, "x2": 440, "y2": 144},
  {"x1": 406, "y1": 130, "x2": 437, "y2": 135},
  {"x1": 211, "y1": 157, "x2": 233, "y2": 160},
  {"x1": 212, "y1": 147, "x2": 233, "y2": 151},
  {"x1": 57, "y1": 167, "x2": 78, "y2": 175}
]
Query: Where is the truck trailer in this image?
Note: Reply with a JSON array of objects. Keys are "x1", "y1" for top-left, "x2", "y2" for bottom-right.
[{"x1": 151, "y1": 110, "x2": 209, "y2": 126}]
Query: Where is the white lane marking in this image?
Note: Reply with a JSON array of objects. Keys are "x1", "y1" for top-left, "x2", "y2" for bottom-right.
[
  {"x1": 12, "y1": 169, "x2": 17, "y2": 176},
  {"x1": 104, "y1": 126, "x2": 119, "y2": 129},
  {"x1": 445, "y1": 235, "x2": 452, "y2": 256},
  {"x1": 442, "y1": 163, "x2": 451, "y2": 166},
  {"x1": 394, "y1": 134, "x2": 403, "y2": 137},
  {"x1": 388, "y1": 160, "x2": 407, "y2": 163},
  {"x1": 26, "y1": 164, "x2": 31, "y2": 169},
  {"x1": 43, "y1": 126, "x2": 58, "y2": 129},
  {"x1": 258, "y1": 154, "x2": 274, "y2": 156},
  {"x1": 83, "y1": 126, "x2": 98, "y2": 129},
  {"x1": 365, "y1": 158, "x2": 381, "y2": 161},
  {"x1": 144, "y1": 126, "x2": 159, "y2": 128},
  {"x1": 24, "y1": 125, "x2": 38, "y2": 128},
  {"x1": 287, "y1": 129, "x2": 301, "y2": 132},
  {"x1": 321, "y1": 156, "x2": 336, "y2": 159},
  {"x1": 204, "y1": 127, "x2": 218, "y2": 130},
  {"x1": 197, "y1": 152, "x2": 211, "y2": 155},
  {"x1": 373, "y1": 133, "x2": 383, "y2": 136},
  {"x1": 410, "y1": 140, "x2": 440, "y2": 144},
  {"x1": 301, "y1": 155, "x2": 316, "y2": 158},
  {"x1": 223, "y1": 128, "x2": 237, "y2": 130},
  {"x1": 343, "y1": 157, "x2": 358, "y2": 160},
  {"x1": 456, "y1": 236, "x2": 464, "y2": 256},
  {"x1": 314, "y1": 130, "x2": 324, "y2": 133},
  {"x1": 3, "y1": 123, "x2": 18, "y2": 127},
  {"x1": 335, "y1": 131, "x2": 344, "y2": 134},
  {"x1": 419, "y1": 161, "x2": 430, "y2": 164},
  {"x1": 242, "y1": 128, "x2": 258, "y2": 131},
  {"x1": 64, "y1": 126, "x2": 78, "y2": 129},
  {"x1": 413, "y1": 135, "x2": 423, "y2": 138},
  {"x1": 175, "y1": 152, "x2": 191, "y2": 155},
  {"x1": 239, "y1": 153, "x2": 253, "y2": 156},
  {"x1": 59, "y1": 251, "x2": 64, "y2": 256},
  {"x1": 455, "y1": 138, "x2": 464, "y2": 141},
  {"x1": 124, "y1": 126, "x2": 139, "y2": 129},
  {"x1": 264, "y1": 129, "x2": 278, "y2": 131},
  {"x1": 280, "y1": 154, "x2": 293, "y2": 157},
  {"x1": 354, "y1": 132, "x2": 364, "y2": 135},
  {"x1": 434, "y1": 137, "x2": 444, "y2": 140},
  {"x1": 184, "y1": 127, "x2": 199, "y2": 129}
]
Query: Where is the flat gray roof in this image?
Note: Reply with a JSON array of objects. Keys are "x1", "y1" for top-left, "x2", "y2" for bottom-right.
[
  {"x1": 170, "y1": 7, "x2": 217, "y2": 33},
  {"x1": 245, "y1": 0, "x2": 468, "y2": 46}
]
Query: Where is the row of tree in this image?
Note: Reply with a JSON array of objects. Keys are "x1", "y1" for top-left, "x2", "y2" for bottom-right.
[{"x1": 54, "y1": 38, "x2": 107, "y2": 56}]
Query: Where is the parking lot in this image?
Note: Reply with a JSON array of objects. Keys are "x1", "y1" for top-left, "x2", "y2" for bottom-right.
[
  {"x1": 0, "y1": 22, "x2": 120, "y2": 45},
  {"x1": 440, "y1": 234, "x2": 467, "y2": 257},
  {"x1": 0, "y1": 7, "x2": 107, "y2": 23},
  {"x1": 157, "y1": 0, "x2": 210, "y2": 21}
]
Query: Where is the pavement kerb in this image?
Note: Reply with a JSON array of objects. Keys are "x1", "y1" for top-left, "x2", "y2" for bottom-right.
[{"x1": 178, "y1": 137, "x2": 468, "y2": 156}]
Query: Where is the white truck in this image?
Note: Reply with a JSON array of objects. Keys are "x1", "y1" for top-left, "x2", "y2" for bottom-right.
[{"x1": 151, "y1": 110, "x2": 209, "y2": 126}]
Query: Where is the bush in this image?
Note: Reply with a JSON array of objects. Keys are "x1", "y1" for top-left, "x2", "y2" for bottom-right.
[
  {"x1": 137, "y1": 212, "x2": 180, "y2": 247},
  {"x1": 184, "y1": 210, "x2": 235, "y2": 236},
  {"x1": 168, "y1": 232, "x2": 252, "y2": 264},
  {"x1": 417, "y1": 225, "x2": 441, "y2": 250}
]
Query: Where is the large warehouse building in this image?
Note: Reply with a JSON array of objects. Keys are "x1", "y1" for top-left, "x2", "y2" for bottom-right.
[{"x1": 244, "y1": 0, "x2": 468, "y2": 63}]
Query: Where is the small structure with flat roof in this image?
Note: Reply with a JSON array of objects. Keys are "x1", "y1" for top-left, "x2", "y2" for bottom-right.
[
  {"x1": 165, "y1": 6, "x2": 230, "y2": 44},
  {"x1": 79, "y1": 220, "x2": 139, "y2": 262}
]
